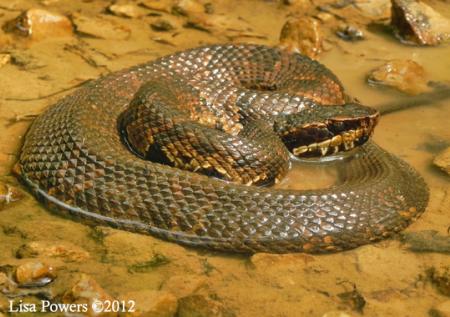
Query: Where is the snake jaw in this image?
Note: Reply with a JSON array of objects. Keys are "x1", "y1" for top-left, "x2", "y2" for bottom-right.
[{"x1": 288, "y1": 106, "x2": 379, "y2": 158}]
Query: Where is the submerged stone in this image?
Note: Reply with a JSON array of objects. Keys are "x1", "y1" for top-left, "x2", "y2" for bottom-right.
[
  {"x1": 0, "y1": 183, "x2": 22, "y2": 210},
  {"x1": 14, "y1": 261, "x2": 55, "y2": 287},
  {"x1": 0, "y1": 54, "x2": 11, "y2": 68},
  {"x1": 108, "y1": 4, "x2": 148, "y2": 19},
  {"x1": 279, "y1": 17, "x2": 324, "y2": 59},
  {"x1": 336, "y1": 24, "x2": 364, "y2": 41},
  {"x1": 16, "y1": 241, "x2": 90, "y2": 262},
  {"x1": 62, "y1": 274, "x2": 115, "y2": 317},
  {"x1": 367, "y1": 59, "x2": 430, "y2": 95},
  {"x1": 434, "y1": 147, "x2": 450, "y2": 176}
]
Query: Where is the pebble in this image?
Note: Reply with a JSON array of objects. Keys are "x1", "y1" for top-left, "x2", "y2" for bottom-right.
[
  {"x1": 161, "y1": 275, "x2": 207, "y2": 299},
  {"x1": 431, "y1": 301, "x2": 450, "y2": 317},
  {"x1": 0, "y1": 272, "x2": 17, "y2": 294},
  {"x1": 367, "y1": 59, "x2": 430, "y2": 95},
  {"x1": 0, "y1": 182, "x2": 22, "y2": 210},
  {"x1": 16, "y1": 241, "x2": 90, "y2": 262},
  {"x1": 8, "y1": 50, "x2": 46, "y2": 70},
  {"x1": 119, "y1": 290, "x2": 177, "y2": 317},
  {"x1": 354, "y1": 0, "x2": 391, "y2": 20},
  {"x1": 177, "y1": 294, "x2": 230, "y2": 317},
  {"x1": 279, "y1": 16, "x2": 324, "y2": 59},
  {"x1": 150, "y1": 19, "x2": 176, "y2": 32},
  {"x1": 172, "y1": 0, "x2": 205, "y2": 16},
  {"x1": 391, "y1": 0, "x2": 450, "y2": 46},
  {"x1": 427, "y1": 266, "x2": 450, "y2": 296},
  {"x1": 434, "y1": 147, "x2": 450, "y2": 176},
  {"x1": 336, "y1": 24, "x2": 364, "y2": 41},
  {"x1": 14, "y1": 261, "x2": 55, "y2": 287},
  {"x1": 108, "y1": 4, "x2": 147, "y2": 19},
  {"x1": 62, "y1": 274, "x2": 115, "y2": 317},
  {"x1": 3, "y1": 8, "x2": 73, "y2": 39},
  {"x1": 0, "y1": 54, "x2": 11, "y2": 68}
]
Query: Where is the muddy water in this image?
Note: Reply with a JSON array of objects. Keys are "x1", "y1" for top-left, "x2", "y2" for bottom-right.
[{"x1": 0, "y1": 0, "x2": 449, "y2": 316}]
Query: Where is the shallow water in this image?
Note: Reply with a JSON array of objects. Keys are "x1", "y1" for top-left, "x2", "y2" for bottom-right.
[{"x1": 0, "y1": 0, "x2": 449, "y2": 316}]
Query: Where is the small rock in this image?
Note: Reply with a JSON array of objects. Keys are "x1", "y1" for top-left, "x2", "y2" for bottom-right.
[
  {"x1": 62, "y1": 274, "x2": 115, "y2": 317},
  {"x1": 338, "y1": 287, "x2": 366, "y2": 314},
  {"x1": 427, "y1": 266, "x2": 450, "y2": 296},
  {"x1": 0, "y1": 54, "x2": 11, "y2": 68},
  {"x1": 108, "y1": 4, "x2": 147, "y2": 18},
  {"x1": 316, "y1": 12, "x2": 334, "y2": 22},
  {"x1": 9, "y1": 50, "x2": 46, "y2": 70},
  {"x1": 161, "y1": 275, "x2": 207, "y2": 299},
  {"x1": 336, "y1": 24, "x2": 364, "y2": 41},
  {"x1": 15, "y1": 261, "x2": 55, "y2": 287},
  {"x1": 177, "y1": 294, "x2": 229, "y2": 317},
  {"x1": 322, "y1": 311, "x2": 354, "y2": 317},
  {"x1": 185, "y1": 14, "x2": 254, "y2": 36},
  {"x1": 172, "y1": 0, "x2": 205, "y2": 16},
  {"x1": 391, "y1": 0, "x2": 450, "y2": 46},
  {"x1": 3, "y1": 8, "x2": 73, "y2": 39},
  {"x1": 367, "y1": 59, "x2": 430, "y2": 95},
  {"x1": 72, "y1": 13, "x2": 131, "y2": 40},
  {"x1": 150, "y1": 19, "x2": 176, "y2": 32},
  {"x1": 279, "y1": 16, "x2": 324, "y2": 59},
  {"x1": 434, "y1": 147, "x2": 450, "y2": 176},
  {"x1": 204, "y1": 3, "x2": 214, "y2": 14},
  {"x1": 0, "y1": 272, "x2": 17, "y2": 294},
  {"x1": 16, "y1": 241, "x2": 90, "y2": 262},
  {"x1": 119, "y1": 290, "x2": 177, "y2": 317},
  {"x1": 431, "y1": 301, "x2": 450, "y2": 317},
  {"x1": 0, "y1": 182, "x2": 22, "y2": 210},
  {"x1": 354, "y1": 0, "x2": 391, "y2": 20}
]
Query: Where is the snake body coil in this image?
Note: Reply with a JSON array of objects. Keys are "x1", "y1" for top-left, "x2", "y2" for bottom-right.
[{"x1": 16, "y1": 44, "x2": 429, "y2": 253}]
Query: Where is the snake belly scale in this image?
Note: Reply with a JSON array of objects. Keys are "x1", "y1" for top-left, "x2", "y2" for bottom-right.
[{"x1": 16, "y1": 44, "x2": 429, "y2": 253}]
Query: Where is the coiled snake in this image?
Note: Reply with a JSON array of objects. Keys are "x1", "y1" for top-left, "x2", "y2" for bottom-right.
[{"x1": 16, "y1": 44, "x2": 429, "y2": 253}]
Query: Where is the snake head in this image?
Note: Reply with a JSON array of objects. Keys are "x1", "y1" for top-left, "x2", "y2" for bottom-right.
[{"x1": 274, "y1": 103, "x2": 380, "y2": 157}]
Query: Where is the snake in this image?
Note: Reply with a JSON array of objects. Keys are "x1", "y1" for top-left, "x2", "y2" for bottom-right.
[{"x1": 15, "y1": 44, "x2": 429, "y2": 253}]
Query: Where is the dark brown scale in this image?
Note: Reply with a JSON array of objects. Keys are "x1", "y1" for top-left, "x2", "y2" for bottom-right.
[{"x1": 16, "y1": 44, "x2": 428, "y2": 253}]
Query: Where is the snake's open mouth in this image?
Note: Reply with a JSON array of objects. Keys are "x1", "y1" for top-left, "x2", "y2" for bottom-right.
[{"x1": 277, "y1": 103, "x2": 380, "y2": 157}]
